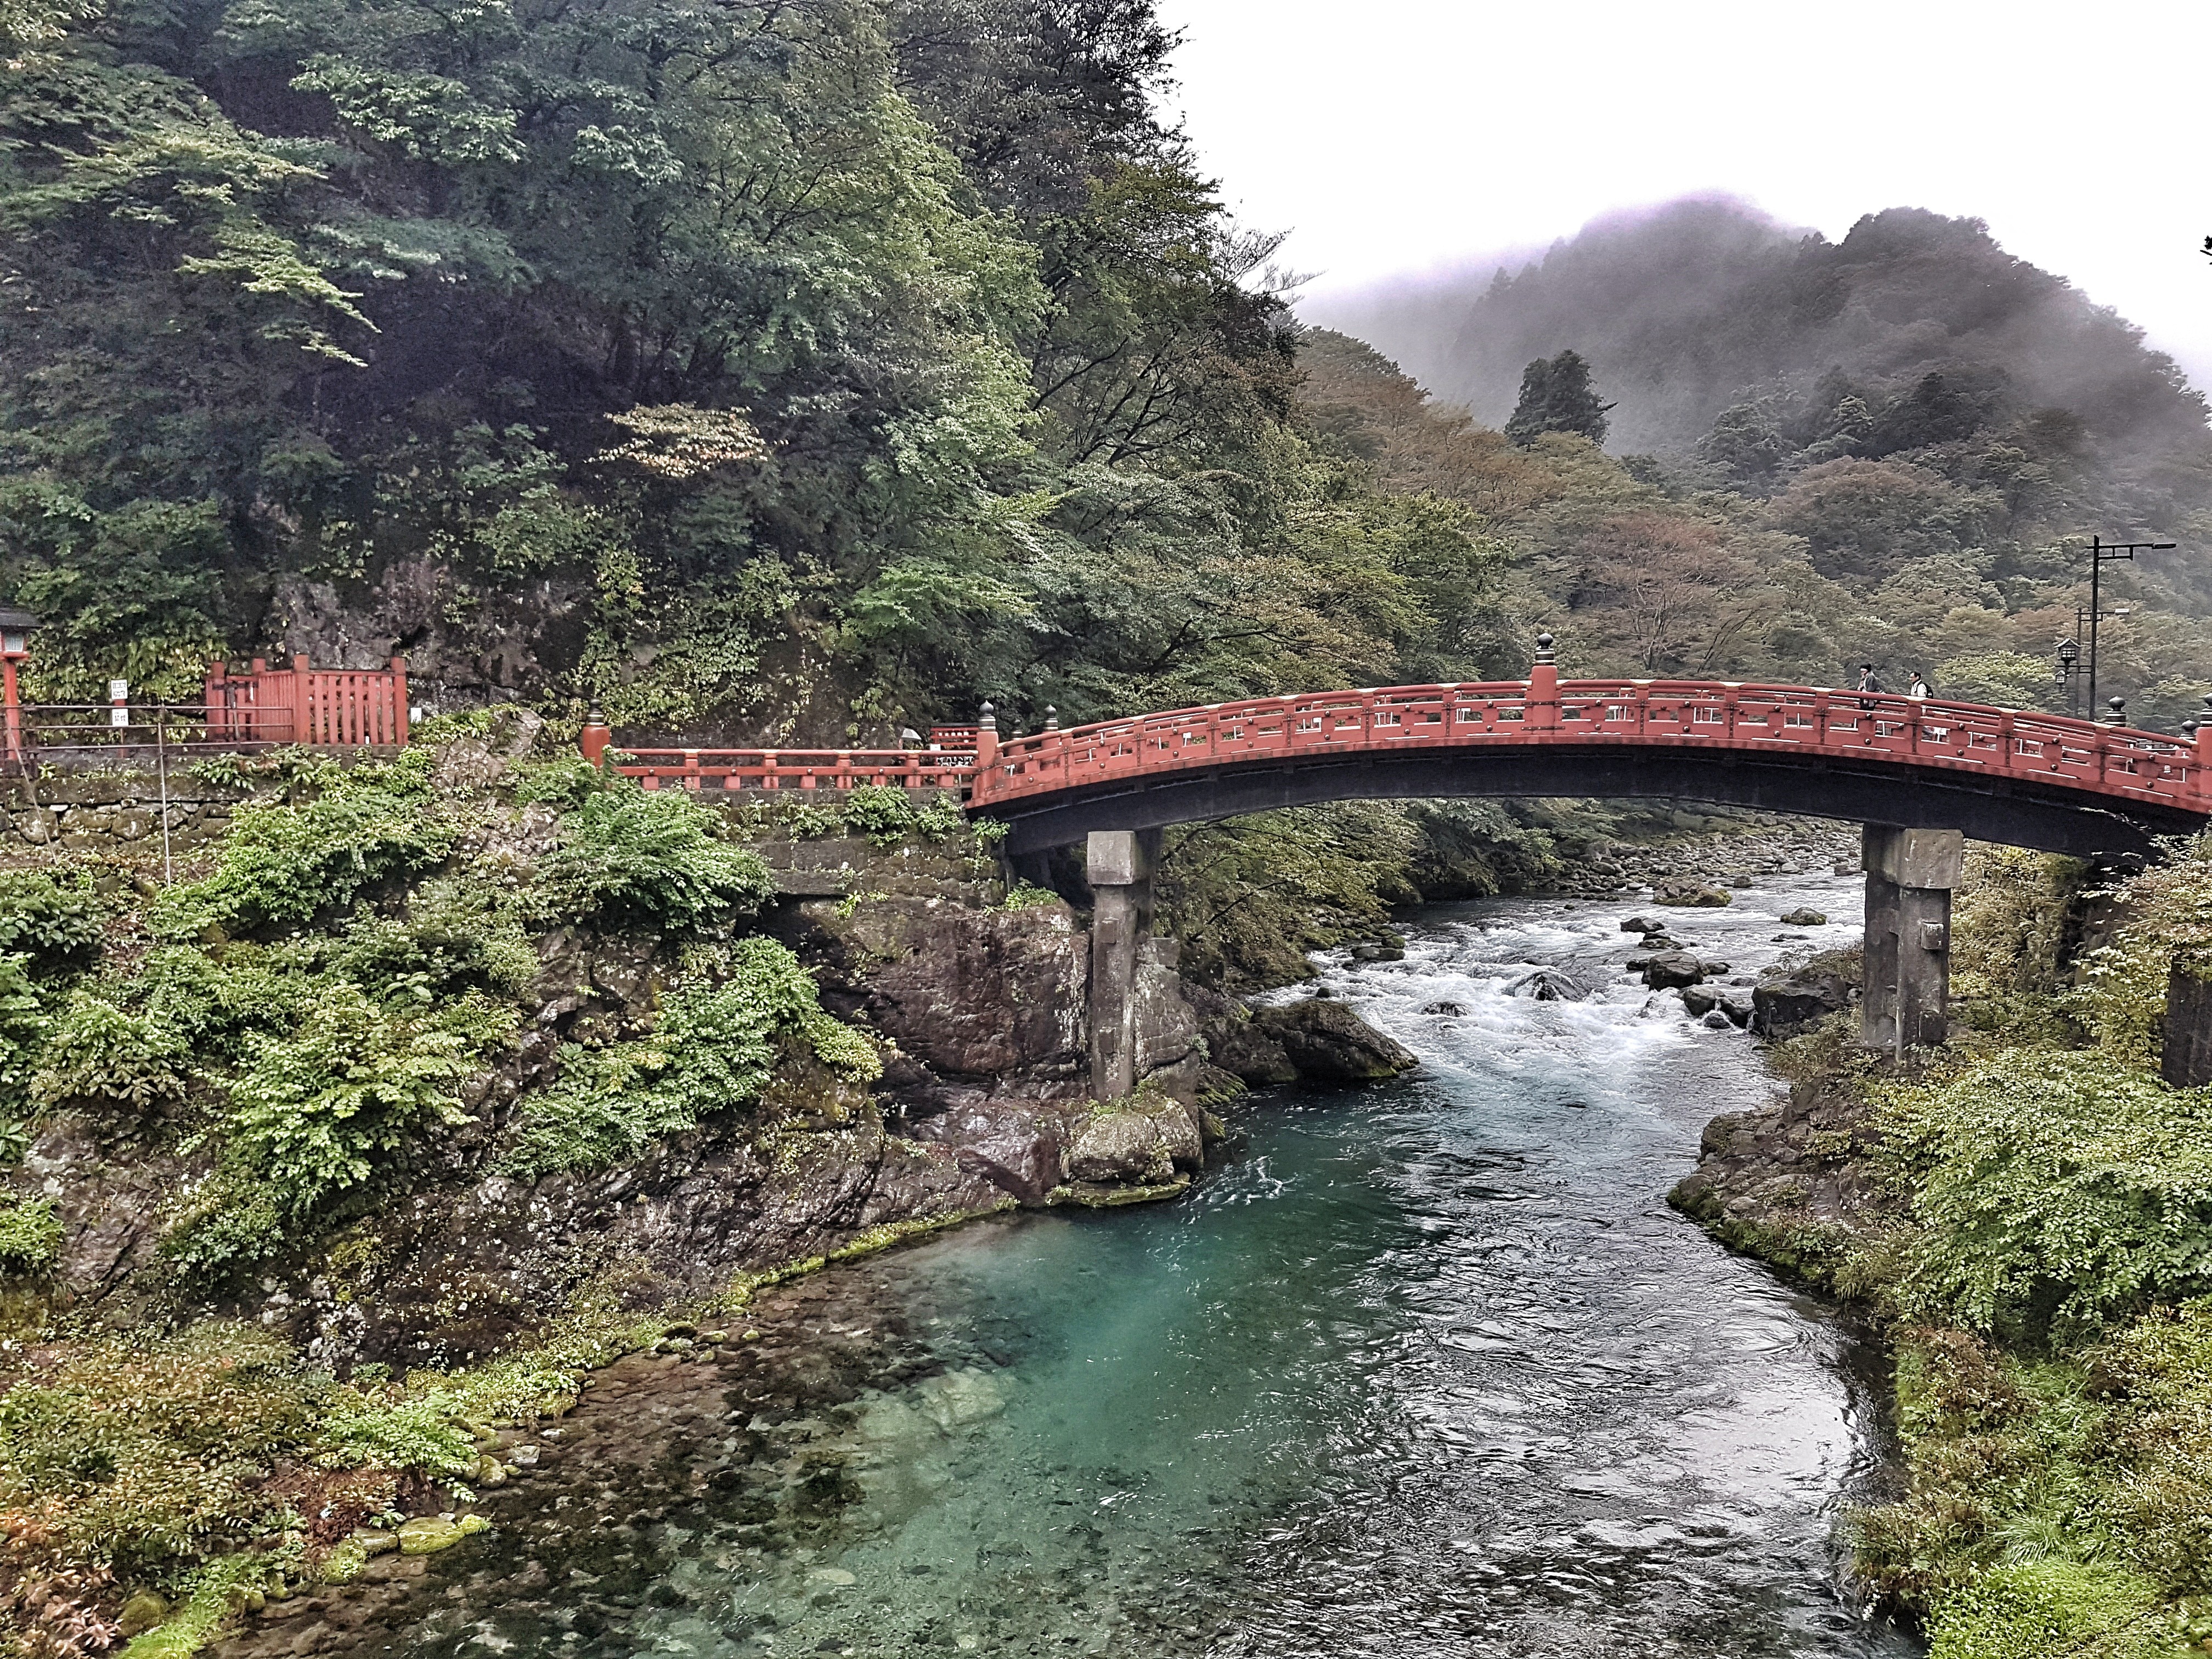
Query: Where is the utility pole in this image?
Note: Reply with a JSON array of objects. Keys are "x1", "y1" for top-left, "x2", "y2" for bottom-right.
[{"x1": 2085, "y1": 537, "x2": 2174, "y2": 715}]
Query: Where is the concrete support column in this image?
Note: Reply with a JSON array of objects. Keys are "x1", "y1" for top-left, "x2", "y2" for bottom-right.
[
  {"x1": 2165, "y1": 965, "x2": 2212, "y2": 1087},
  {"x1": 1088, "y1": 828, "x2": 1159, "y2": 1100},
  {"x1": 1861, "y1": 825, "x2": 1963, "y2": 1057}
]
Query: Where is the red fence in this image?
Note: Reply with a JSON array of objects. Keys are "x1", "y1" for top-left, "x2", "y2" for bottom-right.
[{"x1": 204, "y1": 656, "x2": 409, "y2": 749}]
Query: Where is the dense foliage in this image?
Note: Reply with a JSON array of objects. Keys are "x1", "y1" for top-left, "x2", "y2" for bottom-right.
[
  {"x1": 1743, "y1": 836, "x2": 2212, "y2": 1657},
  {"x1": 0, "y1": 0, "x2": 1510, "y2": 743}
]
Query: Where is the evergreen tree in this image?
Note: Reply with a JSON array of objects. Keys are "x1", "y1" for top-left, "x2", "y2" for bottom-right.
[{"x1": 1503, "y1": 349, "x2": 1612, "y2": 447}]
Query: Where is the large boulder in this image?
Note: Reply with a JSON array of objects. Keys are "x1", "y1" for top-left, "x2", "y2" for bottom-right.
[
  {"x1": 1779, "y1": 907, "x2": 1829, "y2": 927},
  {"x1": 1251, "y1": 998, "x2": 1418, "y2": 1082},
  {"x1": 1751, "y1": 969, "x2": 1851, "y2": 1039},
  {"x1": 1640, "y1": 951, "x2": 1706, "y2": 990},
  {"x1": 1653, "y1": 880, "x2": 1730, "y2": 908},
  {"x1": 1065, "y1": 1097, "x2": 1204, "y2": 1186}
]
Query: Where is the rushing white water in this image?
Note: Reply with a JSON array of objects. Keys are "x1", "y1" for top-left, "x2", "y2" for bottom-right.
[{"x1": 342, "y1": 872, "x2": 1922, "y2": 1659}]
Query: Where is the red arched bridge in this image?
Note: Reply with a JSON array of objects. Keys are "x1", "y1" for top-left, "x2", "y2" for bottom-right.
[
  {"x1": 588, "y1": 655, "x2": 2211, "y2": 862},
  {"x1": 583, "y1": 648, "x2": 2211, "y2": 1090}
]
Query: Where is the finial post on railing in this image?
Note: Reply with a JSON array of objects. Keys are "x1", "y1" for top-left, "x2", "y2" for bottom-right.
[
  {"x1": 2197, "y1": 693, "x2": 2212, "y2": 782},
  {"x1": 1045, "y1": 705, "x2": 1059, "y2": 731},
  {"x1": 2103, "y1": 696, "x2": 2128, "y2": 727},
  {"x1": 1528, "y1": 631, "x2": 1559, "y2": 730},
  {"x1": 579, "y1": 703, "x2": 613, "y2": 767},
  {"x1": 977, "y1": 700, "x2": 999, "y2": 768}
]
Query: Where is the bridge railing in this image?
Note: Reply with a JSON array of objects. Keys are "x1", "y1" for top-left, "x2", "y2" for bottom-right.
[
  {"x1": 971, "y1": 679, "x2": 2211, "y2": 812},
  {"x1": 612, "y1": 746, "x2": 976, "y2": 793},
  {"x1": 591, "y1": 678, "x2": 2212, "y2": 815}
]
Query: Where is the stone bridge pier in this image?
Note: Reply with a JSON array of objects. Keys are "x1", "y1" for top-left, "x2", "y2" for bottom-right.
[
  {"x1": 1087, "y1": 828, "x2": 1161, "y2": 1099},
  {"x1": 1860, "y1": 825, "x2": 1963, "y2": 1057}
]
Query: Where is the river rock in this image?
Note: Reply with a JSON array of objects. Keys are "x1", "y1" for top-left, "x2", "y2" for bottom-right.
[
  {"x1": 1348, "y1": 938, "x2": 1406, "y2": 962},
  {"x1": 117, "y1": 1592, "x2": 170, "y2": 1639},
  {"x1": 1420, "y1": 1001, "x2": 1466, "y2": 1017},
  {"x1": 1251, "y1": 998, "x2": 1418, "y2": 1082},
  {"x1": 909, "y1": 1098, "x2": 1066, "y2": 1205},
  {"x1": 1506, "y1": 968, "x2": 1583, "y2": 1001},
  {"x1": 1653, "y1": 880, "x2": 1730, "y2": 907},
  {"x1": 1681, "y1": 985, "x2": 1719, "y2": 1017},
  {"x1": 1190, "y1": 991, "x2": 1299, "y2": 1086},
  {"x1": 1778, "y1": 907, "x2": 1829, "y2": 927},
  {"x1": 1751, "y1": 969, "x2": 1852, "y2": 1039},
  {"x1": 397, "y1": 1515, "x2": 488, "y2": 1555},
  {"x1": 1640, "y1": 951, "x2": 1706, "y2": 990},
  {"x1": 1065, "y1": 1097, "x2": 1202, "y2": 1185},
  {"x1": 1620, "y1": 917, "x2": 1666, "y2": 934}
]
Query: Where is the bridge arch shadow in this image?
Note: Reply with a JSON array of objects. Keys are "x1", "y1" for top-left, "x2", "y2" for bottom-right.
[{"x1": 982, "y1": 746, "x2": 2202, "y2": 862}]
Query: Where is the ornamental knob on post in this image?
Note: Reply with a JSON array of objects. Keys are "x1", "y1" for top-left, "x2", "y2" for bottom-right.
[
  {"x1": 1528, "y1": 630, "x2": 1560, "y2": 729},
  {"x1": 2103, "y1": 696, "x2": 2128, "y2": 727},
  {"x1": 1044, "y1": 705, "x2": 1059, "y2": 731},
  {"x1": 976, "y1": 700, "x2": 999, "y2": 768},
  {"x1": 2197, "y1": 693, "x2": 2212, "y2": 775}
]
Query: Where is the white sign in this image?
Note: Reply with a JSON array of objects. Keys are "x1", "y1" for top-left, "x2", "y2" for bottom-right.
[{"x1": 108, "y1": 679, "x2": 128, "y2": 702}]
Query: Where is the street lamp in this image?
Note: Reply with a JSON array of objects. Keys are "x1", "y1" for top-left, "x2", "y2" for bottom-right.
[
  {"x1": 2084, "y1": 536, "x2": 2174, "y2": 713},
  {"x1": 2053, "y1": 636, "x2": 2080, "y2": 715}
]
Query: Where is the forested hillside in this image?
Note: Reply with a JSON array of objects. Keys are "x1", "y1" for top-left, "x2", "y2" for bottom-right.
[
  {"x1": 1299, "y1": 292, "x2": 2212, "y2": 726},
  {"x1": 0, "y1": 0, "x2": 1501, "y2": 737}
]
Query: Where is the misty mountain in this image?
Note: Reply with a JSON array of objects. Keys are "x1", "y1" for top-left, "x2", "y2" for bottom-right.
[{"x1": 1311, "y1": 198, "x2": 2210, "y2": 466}]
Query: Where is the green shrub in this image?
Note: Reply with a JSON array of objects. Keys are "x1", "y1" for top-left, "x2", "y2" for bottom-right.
[
  {"x1": 0, "y1": 870, "x2": 106, "y2": 979},
  {"x1": 505, "y1": 938, "x2": 876, "y2": 1176},
  {"x1": 2073, "y1": 836, "x2": 2212, "y2": 1062},
  {"x1": 170, "y1": 986, "x2": 517, "y2": 1269},
  {"x1": 540, "y1": 785, "x2": 774, "y2": 932},
  {"x1": 0, "y1": 1325, "x2": 314, "y2": 1576},
  {"x1": 327, "y1": 879, "x2": 538, "y2": 1001},
  {"x1": 32, "y1": 991, "x2": 193, "y2": 1112},
  {"x1": 152, "y1": 779, "x2": 453, "y2": 938},
  {"x1": 1878, "y1": 1051, "x2": 2212, "y2": 1338},
  {"x1": 0, "y1": 953, "x2": 50, "y2": 1124},
  {"x1": 0, "y1": 1196, "x2": 61, "y2": 1272},
  {"x1": 839, "y1": 786, "x2": 916, "y2": 845}
]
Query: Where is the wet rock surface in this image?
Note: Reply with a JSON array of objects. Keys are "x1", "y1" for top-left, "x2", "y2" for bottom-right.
[{"x1": 1249, "y1": 997, "x2": 1419, "y2": 1082}]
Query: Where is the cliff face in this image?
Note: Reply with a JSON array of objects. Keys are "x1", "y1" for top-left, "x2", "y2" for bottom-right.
[{"x1": 21, "y1": 825, "x2": 1222, "y2": 1370}]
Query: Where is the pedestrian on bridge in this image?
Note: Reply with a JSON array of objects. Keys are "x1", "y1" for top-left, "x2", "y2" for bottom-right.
[{"x1": 1856, "y1": 663, "x2": 1883, "y2": 710}]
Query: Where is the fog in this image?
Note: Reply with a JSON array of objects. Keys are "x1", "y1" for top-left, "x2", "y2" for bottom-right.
[{"x1": 1154, "y1": 0, "x2": 2212, "y2": 398}]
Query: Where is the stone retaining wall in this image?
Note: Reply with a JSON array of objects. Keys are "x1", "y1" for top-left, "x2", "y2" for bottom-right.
[{"x1": 0, "y1": 772, "x2": 258, "y2": 858}]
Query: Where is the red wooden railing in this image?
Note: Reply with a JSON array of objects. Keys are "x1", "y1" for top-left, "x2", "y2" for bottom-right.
[
  {"x1": 585, "y1": 658, "x2": 2212, "y2": 820},
  {"x1": 205, "y1": 655, "x2": 409, "y2": 749},
  {"x1": 972, "y1": 670, "x2": 2212, "y2": 815},
  {"x1": 612, "y1": 747, "x2": 978, "y2": 793}
]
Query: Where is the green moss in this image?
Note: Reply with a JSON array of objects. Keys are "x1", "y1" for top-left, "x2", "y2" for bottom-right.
[{"x1": 1927, "y1": 1561, "x2": 2182, "y2": 1659}]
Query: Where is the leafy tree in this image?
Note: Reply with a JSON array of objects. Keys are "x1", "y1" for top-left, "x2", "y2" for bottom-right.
[{"x1": 1503, "y1": 349, "x2": 1611, "y2": 447}]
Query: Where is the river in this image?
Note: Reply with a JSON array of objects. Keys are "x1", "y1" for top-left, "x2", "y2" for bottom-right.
[{"x1": 310, "y1": 872, "x2": 1922, "y2": 1658}]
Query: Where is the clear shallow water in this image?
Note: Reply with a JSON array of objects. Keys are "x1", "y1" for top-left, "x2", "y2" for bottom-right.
[{"x1": 335, "y1": 874, "x2": 1921, "y2": 1658}]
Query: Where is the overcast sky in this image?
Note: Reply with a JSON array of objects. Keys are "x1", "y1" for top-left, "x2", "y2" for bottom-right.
[{"x1": 1154, "y1": 0, "x2": 2212, "y2": 395}]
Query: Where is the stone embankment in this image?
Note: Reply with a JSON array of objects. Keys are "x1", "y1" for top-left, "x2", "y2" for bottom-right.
[{"x1": 1539, "y1": 814, "x2": 1860, "y2": 901}]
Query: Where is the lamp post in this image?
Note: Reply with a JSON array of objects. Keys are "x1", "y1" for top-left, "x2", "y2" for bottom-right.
[
  {"x1": 2053, "y1": 636, "x2": 2080, "y2": 716},
  {"x1": 0, "y1": 609, "x2": 37, "y2": 765},
  {"x1": 2084, "y1": 537, "x2": 2174, "y2": 714}
]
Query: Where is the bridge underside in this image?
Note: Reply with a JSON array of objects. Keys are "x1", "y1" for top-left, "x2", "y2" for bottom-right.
[{"x1": 983, "y1": 747, "x2": 2207, "y2": 861}]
